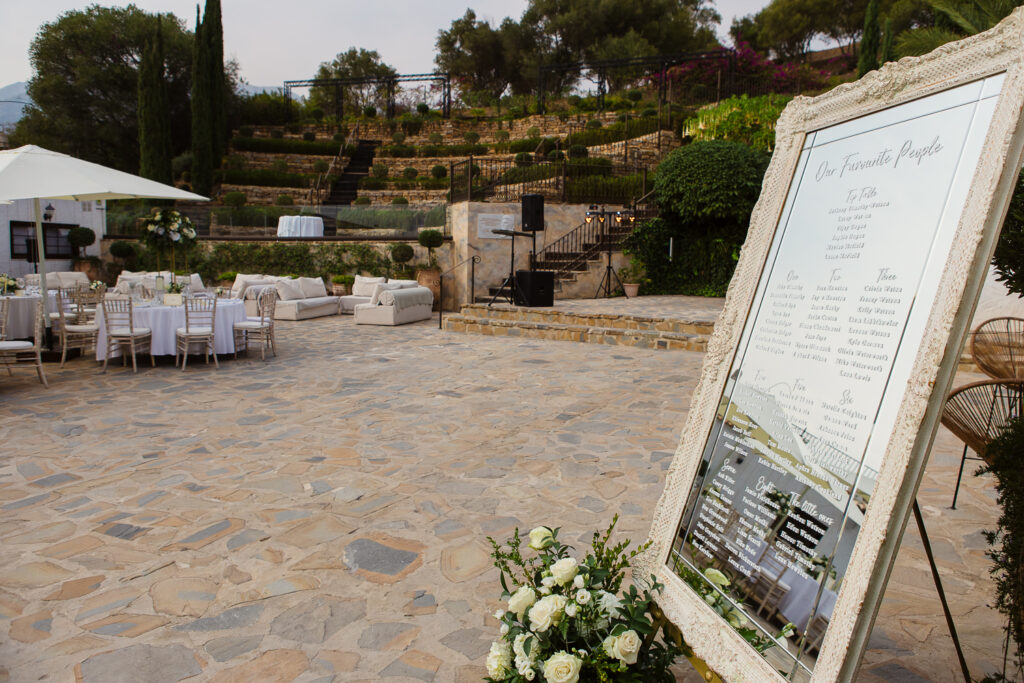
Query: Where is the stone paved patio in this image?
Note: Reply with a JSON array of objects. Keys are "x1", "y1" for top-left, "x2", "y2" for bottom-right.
[{"x1": 0, "y1": 312, "x2": 1005, "y2": 682}]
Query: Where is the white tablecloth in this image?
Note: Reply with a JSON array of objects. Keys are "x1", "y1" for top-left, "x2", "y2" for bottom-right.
[
  {"x1": 95, "y1": 299, "x2": 246, "y2": 360},
  {"x1": 3, "y1": 295, "x2": 42, "y2": 339},
  {"x1": 277, "y1": 216, "x2": 324, "y2": 237}
]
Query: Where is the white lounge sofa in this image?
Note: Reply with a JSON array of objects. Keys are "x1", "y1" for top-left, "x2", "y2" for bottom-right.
[
  {"x1": 25, "y1": 271, "x2": 91, "y2": 288},
  {"x1": 340, "y1": 276, "x2": 421, "y2": 314},
  {"x1": 115, "y1": 270, "x2": 206, "y2": 294},
  {"x1": 271, "y1": 276, "x2": 340, "y2": 321},
  {"x1": 354, "y1": 283, "x2": 433, "y2": 326}
]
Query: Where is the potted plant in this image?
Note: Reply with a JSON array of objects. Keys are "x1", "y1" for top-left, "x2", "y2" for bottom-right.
[
  {"x1": 331, "y1": 273, "x2": 354, "y2": 296},
  {"x1": 416, "y1": 229, "x2": 444, "y2": 310},
  {"x1": 217, "y1": 271, "x2": 238, "y2": 288},
  {"x1": 389, "y1": 243, "x2": 415, "y2": 279},
  {"x1": 618, "y1": 260, "x2": 645, "y2": 298}
]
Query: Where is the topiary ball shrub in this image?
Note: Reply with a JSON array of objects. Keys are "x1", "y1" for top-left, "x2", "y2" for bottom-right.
[
  {"x1": 526, "y1": 126, "x2": 540, "y2": 138},
  {"x1": 68, "y1": 226, "x2": 97, "y2": 256},
  {"x1": 372, "y1": 163, "x2": 388, "y2": 179},
  {"x1": 641, "y1": 108, "x2": 658, "y2": 118},
  {"x1": 417, "y1": 103, "x2": 430, "y2": 115},
  {"x1": 392, "y1": 131, "x2": 406, "y2": 145},
  {"x1": 239, "y1": 126, "x2": 254, "y2": 138},
  {"x1": 311, "y1": 107, "x2": 324, "y2": 122},
  {"x1": 585, "y1": 119, "x2": 603, "y2": 130},
  {"x1": 463, "y1": 131, "x2": 480, "y2": 144},
  {"x1": 313, "y1": 160, "x2": 329, "y2": 173},
  {"x1": 333, "y1": 132, "x2": 344, "y2": 142},
  {"x1": 390, "y1": 243, "x2": 415, "y2": 263},
  {"x1": 514, "y1": 152, "x2": 532, "y2": 167},
  {"x1": 363, "y1": 105, "x2": 377, "y2": 118},
  {"x1": 653, "y1": 140, "x2": 768, "y2": 230},
  {"x1": 353, "y1": 196, "x2": 371, "y2": 205},
  {"x1": 418, "y1": 228, "x2": 444, "y2": 252},
  {"x1": 402, "y1": 167, "x2": 418, "y2": 180},
  {"x1": 428, "y1": 132, "x2": 443, "y2": 145},
  {"x1": 548, "y1": 150, "x2": 565, "y2": 161},
  {"x1": 391, "y1": 196, "x2": 409, "y2": 205},
  {"x1": 627, "y1": 90, "x2": 644, "y2": 102},
  {"x1": 303, "y1": 131, "x2": 316, "y2": 141},
  {"x1": 109, "y1": 240, "x2": 137, "y2": 262},
  {"x1": 431, "y1": 164, "x2": 447, "y2": 179},
  {"x1": 494, "y1": 130, "x2": 510, "y2": 142},
  {"x1": 270, "y1": 129, "x2": 284, "y2": 139},
  {"x1": 275, "y1": 194, "x2": 294, "y2": 206},
  {"x1": 568, "y1": 144, "x2": 588, "y2": 159},
  {"x1": 223, "y1": 191, "x2": 247, "y2": 208}
]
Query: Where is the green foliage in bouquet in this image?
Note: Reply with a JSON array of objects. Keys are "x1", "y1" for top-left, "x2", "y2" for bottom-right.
[{"x1": 485, "y1": 516, "x2": 689, "y2": 682}]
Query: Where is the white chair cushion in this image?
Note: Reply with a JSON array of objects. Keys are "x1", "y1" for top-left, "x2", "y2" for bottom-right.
[
  {"x1": 110, "y1": 327, "x2": 151, "y2": 337},
  {"x1": 189, "y1": 273, "x2": 206, "y2": 292},
  {"x1": 0, "y1": 341, "x2": 33, "y2": 350},
  {"x1": 65, "y1": 323, "x2": 98, "y2": 333},
  {"x1": 388, "y1": 279, "x2": 419, "y2": 288},
  {"x1": 352, "y1": 275, "x2": 386, "y2": 297},
  {"x1": 274, "y1": 279, "x2": 304, "y2": 301},
  {"x1": 369, "y1": 282, "x2": 403, "y2": 306},
  {"x1": 176, "y1": 327, "x2": 212, "y2": 336},
  {"x1": 298, "y1": 276, "x2": 327, "y2": 298},
  {"x1": 234, "y1": 320, "x2": 270, "y2": 330}
]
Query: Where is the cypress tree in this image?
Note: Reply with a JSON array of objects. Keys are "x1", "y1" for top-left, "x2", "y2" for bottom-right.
[
  {"x1": 138, "y1": 18, "x2": 172, "y2": 183},
  {"x1": 203, "y1": 0, "x2": 225, "y2": 164},
  {"x1": 190, "y1": 4, "x2": 213, "y2": 196},
  {"x1": 881, "y1": 18, "x2": 895, "y2": 65},
  {"x1": 858, "y1": 0, "x2": 881, "y2": 78}
]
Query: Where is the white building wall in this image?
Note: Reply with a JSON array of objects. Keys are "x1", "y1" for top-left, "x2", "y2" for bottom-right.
[{"x1": 0, "y1": 198, "x2": 106, "y2": 277}]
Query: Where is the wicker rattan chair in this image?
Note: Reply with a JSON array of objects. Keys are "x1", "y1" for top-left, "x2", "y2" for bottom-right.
[
  {"x1": 176, "y1": 296, "x2": 218, "y2": 370},
  {"x1": 971, "y1": 317, "x2": 1024, "y2": 379},
  {"x1": 54, "y1": 289, "x2": 99, "y2": 368},
  {"x1": 941, "y1": 379, "x2": 1024, "y2": 507},
  {"x1": 233, "y1": 287, "x2": 277, "y2": 360},
  {"x1": 0, "y1": 299, "x2": 48, "y2": 386},
  {"x1": 101, "y1": 297, "x2": 153, "y2": 373}
]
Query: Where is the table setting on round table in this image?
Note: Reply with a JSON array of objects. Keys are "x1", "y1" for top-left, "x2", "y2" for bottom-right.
[
  {"x1": 94, "y1": 295, "x2": 246, "y2": 360},
  {"x1": 1, "y1": 289, "x2": 57, "y2": 339}
]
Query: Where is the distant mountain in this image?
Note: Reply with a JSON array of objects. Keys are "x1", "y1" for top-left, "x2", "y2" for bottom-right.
[{"x1": 0, "y1": 82, "x2": 30, "y2": 126}]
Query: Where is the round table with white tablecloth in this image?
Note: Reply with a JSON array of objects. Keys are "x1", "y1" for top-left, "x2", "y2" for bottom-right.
[
  {"x1": 2, "y1": 292, "x2": 58, "y2": 339},
  {"x1": 276, "y1": 215, "x2": 324, "y2": 237},
  {"x1": 94, "y1": 298, "x2": 246, "y2": 360}
]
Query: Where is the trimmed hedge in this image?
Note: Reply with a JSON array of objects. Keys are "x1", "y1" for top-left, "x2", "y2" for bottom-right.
[
  {"x1": 565, "y1": 118, "x2": 662, "y2": 148},
  {"x1": 219, "y1": 168, "x2": 320, "y2": 188},
  {"x1": 230, "y1": 137, "x2": 341, "y2": 155}
]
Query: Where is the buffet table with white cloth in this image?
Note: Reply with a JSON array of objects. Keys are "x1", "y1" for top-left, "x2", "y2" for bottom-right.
[
  {"x1": 94, "y1": 298, "x2": 246, "y2": 360},
  {"x1": 276, "y1": 216, "x2": 324, "y2": 237}
]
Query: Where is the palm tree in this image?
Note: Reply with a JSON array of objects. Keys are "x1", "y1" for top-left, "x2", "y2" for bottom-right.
[{"x1": 896, "y1": 0, "x2": 1022, "y2": 56}]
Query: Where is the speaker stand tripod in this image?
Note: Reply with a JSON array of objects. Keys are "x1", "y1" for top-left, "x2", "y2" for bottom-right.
[
  {"x1": 594, "y1": 230, "x2": 623, "y2": 298},
  {"x1": 488, "y1": 231, "x2": 517, "y2": 306}
]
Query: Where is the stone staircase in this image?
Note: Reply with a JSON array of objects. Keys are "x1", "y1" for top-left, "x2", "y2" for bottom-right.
[
  {"x1": 327, "y1": 140, "x2": 380, "y2": 206},
  {"x1": 444, "y1": 303, "x2": 715, "y2": 352}
]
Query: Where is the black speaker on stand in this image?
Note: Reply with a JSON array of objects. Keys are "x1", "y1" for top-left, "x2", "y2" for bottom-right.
[
  {"x1": 515, "y1": 270, "x2": 554, "y2": 307},
  {"x1": 522, "y1": 194, "x2": 544, "y2": 233}
]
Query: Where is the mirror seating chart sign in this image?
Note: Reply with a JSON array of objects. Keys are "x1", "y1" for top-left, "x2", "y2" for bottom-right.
[{"x1": 639, "y1": 10, "x2": 1024, "y2": 683}]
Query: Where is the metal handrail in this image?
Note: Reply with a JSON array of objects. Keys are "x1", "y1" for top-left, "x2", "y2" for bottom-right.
[
  {"x1": 307, "y1": 123, "x2": 360, "y2": 209},
  {"x1": 438, "y1": 254, "x2": 481, "y2": 329},
  {"x1": 531, "y1": 215, "x2": 638, "y2": 282}
]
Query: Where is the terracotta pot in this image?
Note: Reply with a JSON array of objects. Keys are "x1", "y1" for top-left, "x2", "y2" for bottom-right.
[
  {"x1": 623, "y1": 283, "x2": 641, "y2": 298},
  {"x1": 332, "y1": 283, "x2": 349, "y2": 296},
  {"x1": 416, "y1": 267, "x2": 442, "y2": 311}
]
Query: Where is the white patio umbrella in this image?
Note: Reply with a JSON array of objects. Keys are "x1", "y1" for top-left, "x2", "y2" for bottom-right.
[{"x1": 0, "y1": 145, "x2": 208, "y2": 334}]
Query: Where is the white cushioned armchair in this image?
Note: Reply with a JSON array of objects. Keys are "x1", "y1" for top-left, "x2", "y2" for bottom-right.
[{"x1": 354, "y1": 283, "x2": 433, "y2": 326}]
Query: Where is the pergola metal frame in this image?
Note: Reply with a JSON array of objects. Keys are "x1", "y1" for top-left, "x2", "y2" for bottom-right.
[
  {"x1": 536, "y1": 50, "x2": 736, "y2": 114},
  {"x1": 283, "y1": 73, "x2": 452, "y2": 120}
]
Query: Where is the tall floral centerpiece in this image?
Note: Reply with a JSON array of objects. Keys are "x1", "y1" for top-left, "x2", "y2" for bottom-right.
[
  {"x1": 0, "y1": 273, "x2": 17, "y2": 295},
  {"x1": 142, "y1": 209, "x2": 196, "y2": 274},
  {"x1": 485, "y1": 517, "x2": 687, "y2": 682}
]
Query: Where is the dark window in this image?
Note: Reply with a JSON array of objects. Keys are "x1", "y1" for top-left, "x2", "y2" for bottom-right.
[{"x1": 10, "y1": 222, "x2": 75, "y2": 259}]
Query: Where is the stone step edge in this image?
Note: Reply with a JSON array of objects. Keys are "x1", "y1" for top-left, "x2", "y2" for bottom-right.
[
  {"x1": 457, "y1": 303, "x2": 716, "y2": 333},
  {"x1": 444, "y1": 315, "x2": 708, "y2": 351}
]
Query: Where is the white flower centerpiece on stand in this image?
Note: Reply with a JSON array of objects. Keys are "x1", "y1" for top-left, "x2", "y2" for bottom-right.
[
  {"x1": 141, "y1": 208, "x2": 197, "y2": 276},
  {"x1": 485, "y1": 516, "x2": 687, "y2": 683}
]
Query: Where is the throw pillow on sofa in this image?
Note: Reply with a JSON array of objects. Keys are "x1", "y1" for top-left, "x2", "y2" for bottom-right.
[
  {"x1": 298, "y1": 276, "x2": 328, "y2": 298},
  {"x1": 352, "y1": 275, "x2": 386, "y2": 297},
  {"x1": 368, "y1": 282, "x2": 404, "y2": 306},
  {"x1": 275, "y1": 279, "x2": 304, "y2": 301}
]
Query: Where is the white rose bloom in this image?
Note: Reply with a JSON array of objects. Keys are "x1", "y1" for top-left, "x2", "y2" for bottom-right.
[
  {"x1": 513, "y1": 633, "x2": 534, "y2": 661},
  {"x1": 494, "y1": 609, "x2": 505, "y2": 620},
  {"x1": 565, "y1": 602, "x2": 578, "y2": 617},
  {"x1": 543, "y1": 651, "x2": 582, "y2": 683},
  {"x1": 508, "y1": 586, "x2": 536, "y2": 619},
  {"x1": 500, "y1": 623, "x2": 509, "y2": 635},
  {"x1": 550, "y1": 557, "x2": 578, "y2": 585},
  {"x1": 523, "y1": 668, "x2": 535, "y2": 681},
  {"x1": 541, "y1": 575, "x2": 557, "y2": 588},
  {"x1": 528, "y1": 526, "x2": 553, "y2": 550},
  {"x1": 573, "y1": 574, "x2": 585, "y2": 589},
  {"x1": 609, "y1": 629, "x2": 642, "y2": 665},
  {"x1": 540, "y1": 585, "x2": 551, "y2": 595},
  {"x1": 485, "y1": 640, "x2": 512, "y2": 678},
  {"x1": 528, "y1": 594, "x2": 567, "y2": 632},
  {"x1": 517, "y1": 655, "x2": 535, "y2": 676},
  {"x1": 596, "y1": 590, "x2": 622, "y2": 616},
  {"x1": 575, "y1": 589, "x2": 591, "y2": 605}
]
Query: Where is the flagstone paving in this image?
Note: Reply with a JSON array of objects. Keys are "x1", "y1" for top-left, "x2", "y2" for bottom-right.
[{"x1": 0, "y1": 313, "x2": 1005, "y2": 681}]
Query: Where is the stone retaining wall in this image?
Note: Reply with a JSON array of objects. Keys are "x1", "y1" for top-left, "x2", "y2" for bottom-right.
[
  {"x1": 219, "y1": 185, "x2": 310, "y2": 205},
  {"x1": 231, "y1": 151, "x2": 338, "y2": 173}
]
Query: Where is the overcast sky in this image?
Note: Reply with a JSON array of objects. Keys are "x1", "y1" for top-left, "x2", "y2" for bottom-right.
[{"x1": 0, "y1": 1, "x2": 769, "y2": 90}]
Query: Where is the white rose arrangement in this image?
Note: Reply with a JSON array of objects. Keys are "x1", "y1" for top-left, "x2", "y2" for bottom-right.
[{"x1": 485, "y1": 516, "x2": 688, "y2": 682}]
